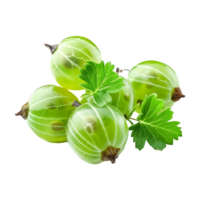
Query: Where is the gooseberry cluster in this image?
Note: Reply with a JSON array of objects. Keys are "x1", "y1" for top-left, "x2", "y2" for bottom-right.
[{"x1": 16, "y1": 36, "x2": 185, "y2": 164}]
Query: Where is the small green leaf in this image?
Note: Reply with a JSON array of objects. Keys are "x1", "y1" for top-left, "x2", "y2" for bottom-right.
[
  {"x1": 129, "y1": 93, "x2": 182, "y2": 150},
  {"x1": 79, "y1": 61, "x2": 124, "y2": 107},
  {"x1": 101, "y1": 92, "x2": 112, "y2": 103},
  {"x1": 93, "y1": 92, "x2": 112, "y2": 107}
]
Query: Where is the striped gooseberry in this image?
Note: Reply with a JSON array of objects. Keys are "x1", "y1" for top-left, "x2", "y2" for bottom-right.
[
  {"x1": 67, "y1": 102, "x2": 129, "y2": 164},
  {"x1": 45, "y1": 36, "x2": 101, "y2": 90},
  {"x1": 15, "y1": 85, "x2": 78, "y2": 143},
  {"x1": 128, "y1": 60, "x2": 185, "y2": 113}
]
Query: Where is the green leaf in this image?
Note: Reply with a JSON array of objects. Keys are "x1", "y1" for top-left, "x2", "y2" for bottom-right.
[
  {"x1": 79, "y1": 61, "x2": 124, "y2": 107},
  {"x1": 93, "y1": 92, "x2": 112, "y2": 107},
  {"x1": 129, "y1": 93, "x2": 182, "y2": 150}
]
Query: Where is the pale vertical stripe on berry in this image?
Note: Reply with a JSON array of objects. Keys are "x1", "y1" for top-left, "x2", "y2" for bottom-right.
[
  {"x1": 52, "y1": 55, "x2": 73, "y2": 80},
  {"x1": 128, "y1": 78, "x2": 171, "y2": 91},
  {"x1": 29, "y1": 96, "x2": 71, "y2": 109},
  {"x1": 106, "y1": 105, "x2": 118, "y2": 146},
  {"x1": 60, "y1": 44, "x2": 92, "y2": 60},
  {"x1": 88, "y1": 104, "x2": 111, "y2": 145},
  {"x1": 78, "y1": 112, "x2": 101, "y2": 152},
  {"x1": 27, "y1": 120, "x2": 65, "y2": 137},
  {"x1": 57, "y1": 50, "x2": 81, "y2": 68},
  {"x1": 68, "y1": 119, "x2": 98, "y2": 152},
  {"x1": 67, "y1": 137, "x2": 101, "y2": 163},
  {"x1": 77, "y1": 38, "x2": 100, "y2": 60},
  {"x1": 136, "y1": 65, "x2": 175, "y2": 86}
]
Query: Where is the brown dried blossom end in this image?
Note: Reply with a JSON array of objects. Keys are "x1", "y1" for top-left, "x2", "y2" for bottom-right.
[
  {"x1": 72, "y1": 100, "x2": 81, "y2": 108},
  {"x1": 13, "y1": 101, "x2": 29, "y2": 121},
  {"x1": 42, "y1": 42, "x2": 58, "y2": 54},
  {"x1": 171, "y1": 87, "x2": 187, "y2": 102},
  {"x1": 101, "y1": 146, "x2": 120, "y2": 164}
]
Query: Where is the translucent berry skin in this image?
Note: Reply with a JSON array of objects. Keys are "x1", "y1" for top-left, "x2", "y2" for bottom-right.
[
  {"x1": 128, "y1": 60, "x2": 180, "y2": 113},
  {"x1": 66, "y1": 103, "x2": 129, "y2": 164},
  {"x1": 27, "y1": 85, "x2": 78, "y2": 143},
  {"x1": 109, "y1": 78, "x2": 134, "y2": 117},
  {"x1": 49, "y1": 36, "x2": 101, "y2": 90}
]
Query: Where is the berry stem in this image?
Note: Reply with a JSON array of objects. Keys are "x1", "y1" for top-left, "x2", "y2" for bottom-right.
[
  {"x1": 44, "y1": 43, "x2": 58, "y2": 54},
  {"x1": 129, "y1": 117, "x2": 137, "y2": 121},
  {"x1": 15, "y1": 102, "x2": 29, "y2": 120},
  {"x1": 101, "y1": 146, "x2": 120, "y2": 164},
  {"x1": 171, "y1": 87, "x2": 185, "y2": 102},
  {"x1": 116, "y1": 67, "x2": 130, "y2": 74}
]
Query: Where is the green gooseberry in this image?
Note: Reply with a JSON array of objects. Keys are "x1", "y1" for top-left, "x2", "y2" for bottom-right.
[{"x1": 14, "y1": 84, "x2": 78, "y2": 144}]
